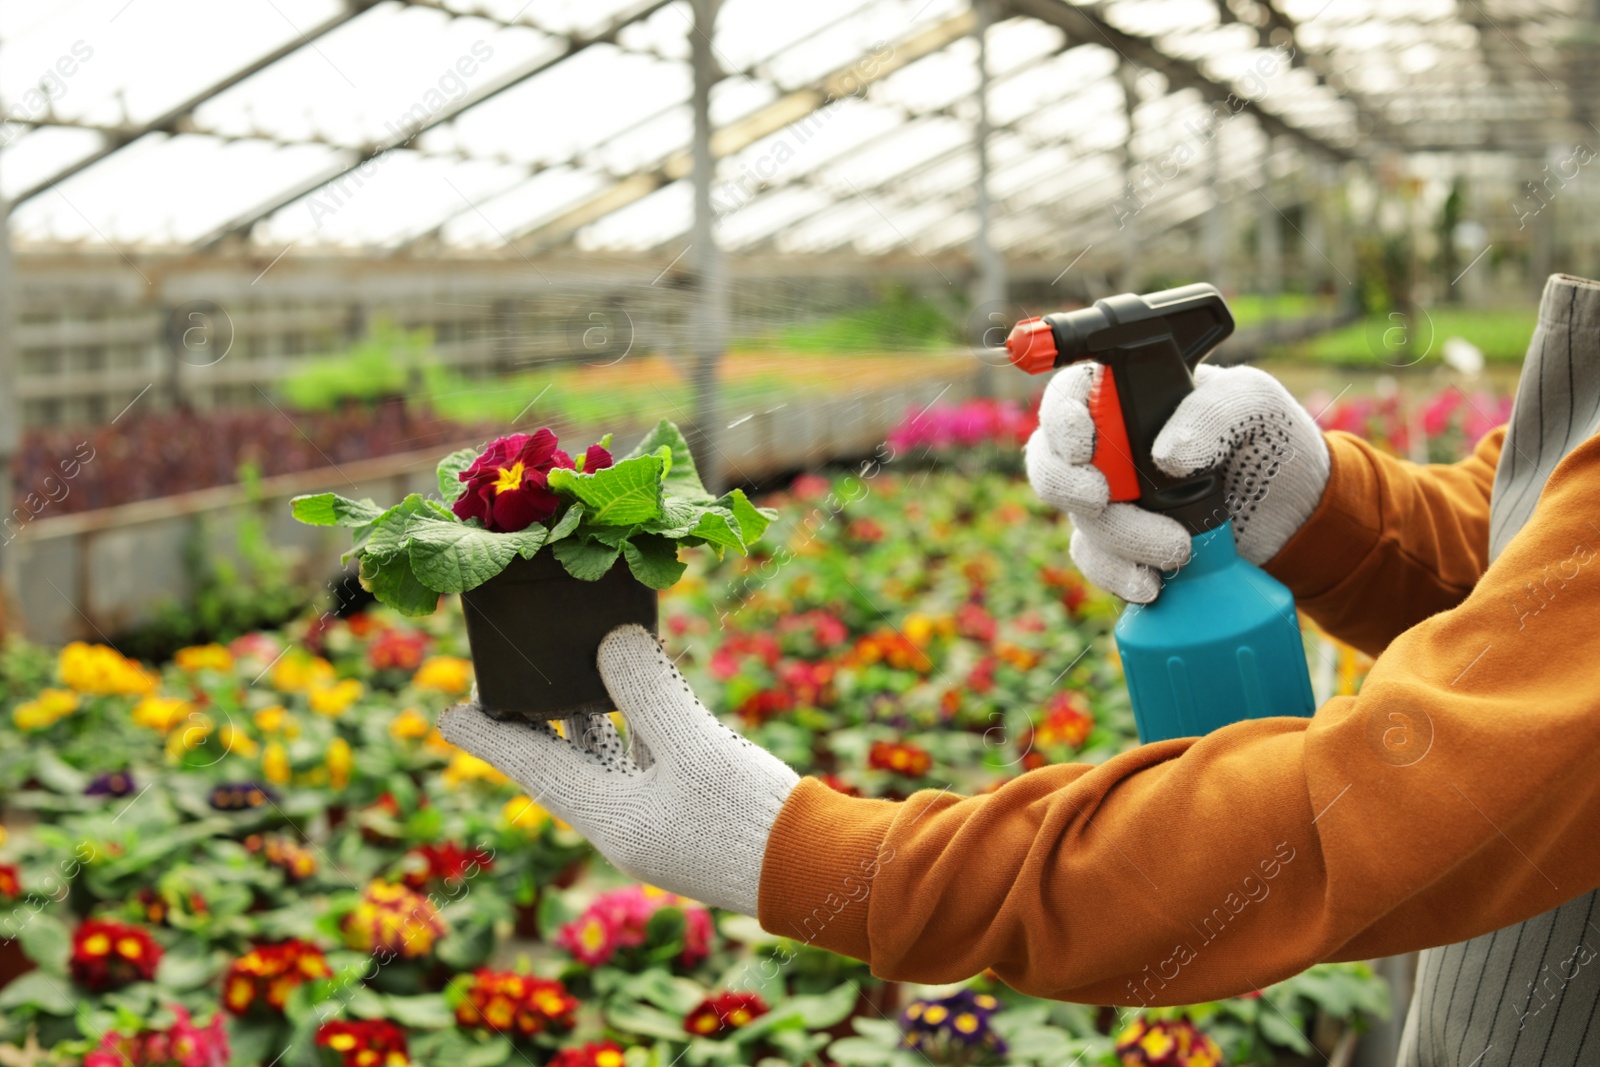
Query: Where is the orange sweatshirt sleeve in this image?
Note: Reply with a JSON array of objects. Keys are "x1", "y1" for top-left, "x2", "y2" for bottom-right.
[
  {"x1": 759, "y1": 426, "x2": 1600, "y2": 1007},
  {"x1": 1265, "y1": 428, "x2": 1504, "y2": 656}
]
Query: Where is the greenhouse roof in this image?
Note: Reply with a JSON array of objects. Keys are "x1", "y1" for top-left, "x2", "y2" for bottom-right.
[{"x1": 0, "y1": 0, "x2": 1589, "y2": 260}]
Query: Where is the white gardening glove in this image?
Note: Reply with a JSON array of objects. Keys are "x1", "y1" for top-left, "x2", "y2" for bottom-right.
[
  {"x1": 1026, "y1": 363, "x2": 1329, "y2": 603},
  {"x1": 438, "y1": 624, "x2": 799, "y2": 916}
]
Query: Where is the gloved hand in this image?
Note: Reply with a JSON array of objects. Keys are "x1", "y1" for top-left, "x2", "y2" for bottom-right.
[
  {"x1": 1026, "y1": 363, "x2": 1329, "y2": 603},
  {"x1": 438, "y1": 624, "x2": 799, "y2": 916}
]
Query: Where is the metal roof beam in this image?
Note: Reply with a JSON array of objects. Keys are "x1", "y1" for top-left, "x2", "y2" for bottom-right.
[
  {"x1": 395, "y1": 0, "x2": 914, "y2": 251},
  {"x1": 503, "y1": 8, "x2": 979, "y2": 255},
  {"x1": 194, "y1": 0, "x2": 677, "y2": 250},
  {"x1": 999, "y1": 0, "x2": 1356, "y2": 161},
  {"x1": 11, "y1": 0, "x2": 384, "y2": 207}
]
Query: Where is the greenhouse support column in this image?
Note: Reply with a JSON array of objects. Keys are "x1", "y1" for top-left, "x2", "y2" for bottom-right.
[
  {"x1": 1117, "y1": 60, "x2": 1141, "y2": 291},
  {"x1": 970, "y1": 0, "x2": 1005, "y2": 397},
  {"x1": 0, "y1": 176, "x2": 15, "y2": 630},
  {"x1": 688, "y1": 0, "x2": 727, "y2": 494},
  {"x1": 1203, "y1": 134, "x2": 1229, "y2": 292},
  {"x1": 1257, "y1": 139, "x2": 1282, "y2": 339}
]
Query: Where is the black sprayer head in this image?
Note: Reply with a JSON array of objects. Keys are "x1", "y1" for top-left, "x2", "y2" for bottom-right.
[{"x1": 1005, "y1": 284, "x2": 1235, "y2": 536}]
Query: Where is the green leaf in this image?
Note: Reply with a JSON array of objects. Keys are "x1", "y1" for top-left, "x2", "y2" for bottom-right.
[
  {"x1": 382, "y1": 993, "x2": 456, "y2": 1029},
  {"x1": 688, "y1": 508, "x2": 746, "y2": 554},
  {"x1": 546, "y1": 503, "x2": 585, "y2": 544},
  {"x1": 0, "y1": 970, "x2": 76, "y2": 1015},
  {"x1": 359, "y1": 553, "x2": 439, "y2": 617},
  {"x1": 715, "y1": 488, "x2": 775, "y2": 544},
  {"x1": 622, "y1": 534, "x2": 686, "y2": 590},
  {"x1": 782, "y1": 982, "x2": 859, "y2": 1029},
  {"x1": 548, "y1": 453, "x2": 665, "y2": 526},
  {"x1": 30, "y1": 750, "x2": 87, "y2": 795},
  {"x1": 643, "y1": 499, "x2": 704, "y2": 537},
  {"x1": 606, "y1": 999, "x2": 695, "y2": 1042},
  {"x1": 406, "y1": 523, "x2": 525, "y2": 594},
  {"x1": 17, "y1": 913, "x2": 71, "y2": 977},
  {"x1": 622, "y1": 419, "x2": 710, "y2": 500},
  {"x1": 291, "y1": 492, "x2": 385, "y2": 527},
  {"x1": 823, "y1": 1037, "x2": 897, "y2": 1066},
  {"x1": 362, "y1": 495, "x2": 437, "y2": 559},
  {"x1": 437, "y1": 447, "x2": 480, "y2": 504},
  {"x1": 552, "y1": 538, "x2": 621, "y2": 581},
  {"x1": 154, "y1": 947, "x2": 217, "y2": 991},
  {"x1": 1256, "y1": 1006, "x2": 1312, "y2": 1052}
]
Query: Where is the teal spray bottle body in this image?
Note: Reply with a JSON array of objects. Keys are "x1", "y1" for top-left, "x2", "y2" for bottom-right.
[{"x1": 1005, "y1": 284, "x2": 1315, "y2": 743}]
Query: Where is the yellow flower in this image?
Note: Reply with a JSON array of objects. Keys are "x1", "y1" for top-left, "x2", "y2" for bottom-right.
[
  {"x1": 389, "y1": 708, "x2": 431, "y2": 741},
  {"x1": 309, "y1": 679, "x2": 363, "y2": 718},
  {"x1": 174, "y1": 644, "x2": 234, "y2": 673},
  {"x1": 327, "y1": 738, "x2": 352, "y2": 790},
  {"x1": 262, "y1": 742, "x2": 291, "y2": 785},
  {"x1": 412, "y1": 656, "x2": 472, "y2": 695},
  {"x1": 903, "y1": 613, "x2": 935, "y2": 648},
  {"x1": 423, "y1": 728, "x2": 454, "y2": 753},
  {"x1": 501, "y1": 795, "x2": 549, "y2": 834},
  {"x1": 256, "y1": 707, "x2": 301, "y2": 739},
  {"x1": 270, "y1": 652, "x2": 335, "y2": 694},
  {"x1": 442, "y1": 751, "x2": 507, "y2": 788},
  {"x1": 218, "y1": 724, "x2": 259, "y2": 760},
  {"x1": 58, "y1": 642, "x2": 156, "y2": 695},
  {"x1": 165, "y1": 714, "x2": 214, "y2": 759},
  {"x1": 12, "y1": 688, "x2": 79, "y2": 731},
  {"x1": 132, "y1": 695, "x2": 191, "y2": 733}
]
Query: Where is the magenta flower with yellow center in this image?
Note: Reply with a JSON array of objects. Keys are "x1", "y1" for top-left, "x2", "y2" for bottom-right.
[{"x1": 452, "y1": 429, "x2": 613, "y2": 533}]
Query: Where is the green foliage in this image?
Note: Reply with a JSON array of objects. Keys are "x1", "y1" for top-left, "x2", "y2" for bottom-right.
[
  {"x1": 279, "y1": 319, "x2": 436, "y2": 411},
  {"x1": 1274, "y1": 307, "x2": 1537, "y2": 366},
  {"x1": 118, "y1": 464, "x2": 312, "y2": 661},
  {"x1": 293, "y1": 420, "x2": 776, "y2": 613},
  {"x1": 746, "y1": 286, "x2": 961, "y2": 353}
]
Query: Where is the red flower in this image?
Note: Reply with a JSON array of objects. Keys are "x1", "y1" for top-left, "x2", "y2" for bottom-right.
[
  {"x1": 70, "y1": 918, "x2": 162, "y2": 992},
  {"x1": 315, "y1": 1019, "x2": 409, "y2": 1067},
  {"x1": 967, "y1": 655, "x2": 997, "y2": 694},
  {"x1": 710, "y1": 633, "x2": 782, "y2": 680},
  {"x1": 736, "y1": 688, "x2": 794, "y2": 725},
  {"x1": 1114, "y1": 1016, "x2": 1224, "y2": 1066},
  {"x1": 817, "y1": 773, "x2": 861, "y2": 797},
  {"x1": 453, "y1": 430, "x2": 612, "y2": 533},
  {"x1": 778, "y1": 660, "x2": 836, "y2": 707},
  {"x1": 223, "y1": 940, "x2": 332, "y2": 1016},
  {"x1": 0, "y1": 863, "x2": 20, "y2": 900},
  {"x1": 368, "y1": 628, "x2": 431, "y2": 672},
  {"x1": 399, "y1": 842, "x2": 493, "y2": 890},
  {"x1": 454, "y1": 969, "x2": 578, "y2": 1037},
  {"x1": 1041, "y1": 565, "x2": 1090, "y2": 615},
  {"x1": 1035, "y1": 691, "x2": 1094, "y2": 749},
  {"x1": 683, "y1": 991, "x2": 769, "y2": 1038},
  {"x1": 548, "y1": 1042, "x2": 627, "y2": 1067},
  {"x1": 956, "y1": 602, "x2": 997, "y2": 643},
  {"x1": 868, "y1": 740, "x2": 933, "y2": 779}
]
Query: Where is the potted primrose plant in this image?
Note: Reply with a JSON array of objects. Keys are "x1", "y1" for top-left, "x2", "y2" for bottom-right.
[{"x1": 291, "y1": 420, "x2": 773, "y2": 721}]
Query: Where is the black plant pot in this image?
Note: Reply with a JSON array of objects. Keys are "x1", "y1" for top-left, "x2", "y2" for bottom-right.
[{"x1": 460, "y1": 552, "x2": 658, "y2": 722}]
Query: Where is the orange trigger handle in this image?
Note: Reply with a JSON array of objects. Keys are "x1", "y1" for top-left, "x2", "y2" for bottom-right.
[{"x1": 1088, "y1": 364, "x2": 1141, "y2": 503}]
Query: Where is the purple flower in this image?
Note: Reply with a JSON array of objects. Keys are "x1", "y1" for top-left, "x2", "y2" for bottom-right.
[{"x1": 85, "y1": 771, "x2": 136, "y2": 798}]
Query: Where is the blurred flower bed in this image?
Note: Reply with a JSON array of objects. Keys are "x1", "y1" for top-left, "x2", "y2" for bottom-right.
[{"x1": 0, "y1": 428, "x2": 1404, "y2": 1064}]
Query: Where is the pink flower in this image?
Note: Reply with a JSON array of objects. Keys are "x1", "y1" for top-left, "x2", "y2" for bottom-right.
[
  {"x1": 85, "y1": 1006, "x2": 229, "y2": 1067},
  {"x1": 453, "y1": 430, "x2": 613, "y2": 533},
  {"x1": 556, "y1": 885, "x2": 714, "y2": 967},
  {"x1": 556, "y1": 910, "x2": 620, "y2": 966},
  {"x1": 1420, "y1": 389, "x2": 1463, "y2": 438}
]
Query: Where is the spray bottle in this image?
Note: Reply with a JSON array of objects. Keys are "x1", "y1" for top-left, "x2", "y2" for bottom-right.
[{"x1": 1005, "y1": 283, "x2": 1315, "y2": 743}]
